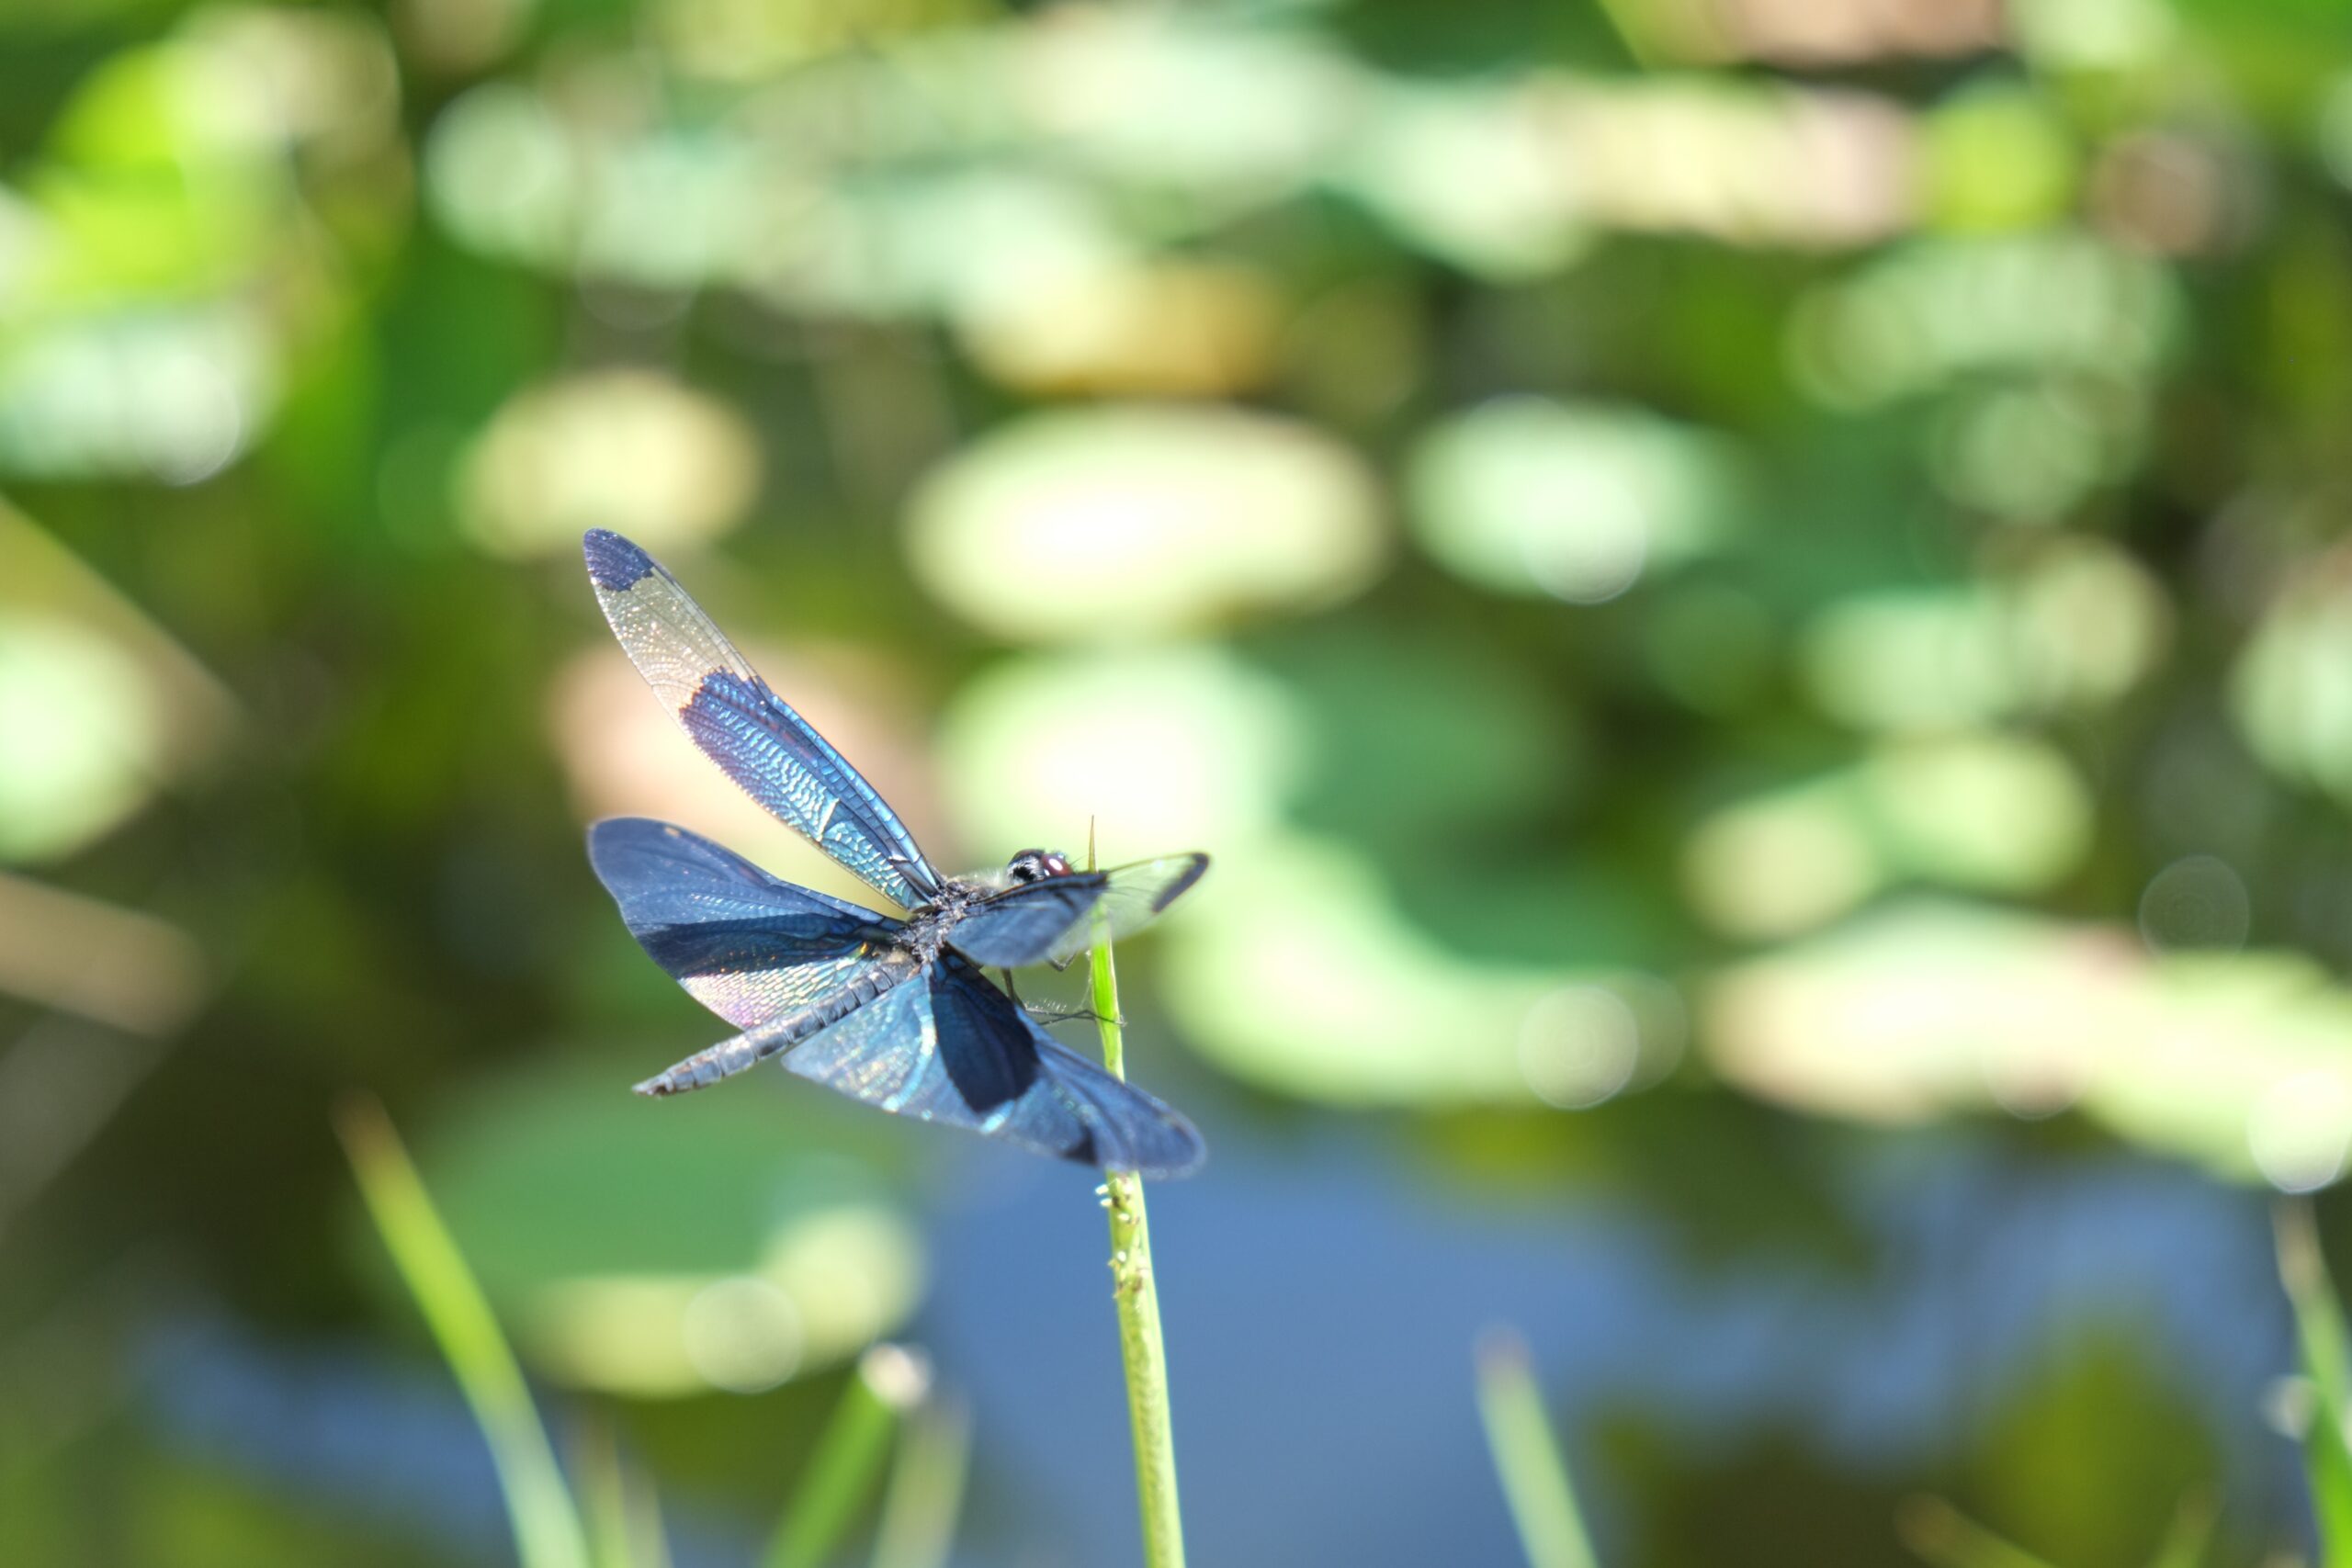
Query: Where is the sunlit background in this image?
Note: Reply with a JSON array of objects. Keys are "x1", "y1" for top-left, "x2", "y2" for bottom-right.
[{"x1": 8, "y1": 0, "x2": 2352, "y2": 1562}]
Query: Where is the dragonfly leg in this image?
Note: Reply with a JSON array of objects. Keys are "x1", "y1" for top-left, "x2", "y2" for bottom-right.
[
  {"x1": 997, "y1": 967, "x2": 1105, "y2": 1028},
  {"x1": 1022, "y1": 998, "x2": 1108, "y2": 1029}
]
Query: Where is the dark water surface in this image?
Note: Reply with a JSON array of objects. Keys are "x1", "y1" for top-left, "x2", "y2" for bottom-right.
[{"x1": 153, "y1": 1115, "x2": 2302, "y2": 1566}]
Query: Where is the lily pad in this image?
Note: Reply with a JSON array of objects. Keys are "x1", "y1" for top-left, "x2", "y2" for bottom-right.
[
  {"x1": 1800, "y1": 538, "x2": 2167, "y2": 731},
  {"x1": 390, "y1": 1054, "x2": 926, "y2": 1398},
  {"x1": 905, "y1": 404, "x2": 1385, "y2": 643},
  {"x1": 933, "y1": 644, "x2": 1304, "y2": 863},
  {"x1": 2232, "y1": 560, "x2": 2352, "y2": 808},
  {"x1": 1703, "y1": 898, "x2": 2352, "y2": 1190},
  {"x1": 1407, "y1": 397, "x2": 1741, "y2": 604},
  {"x1": 1162, "y1": 833, "x2": 1682, "y2": 1108},
  {"x1": 458, "y1": 371, "x2": 761, "y2": 560},
  {"x1": 1682, "y1": 732, "x2": 2093, "y2": 940}
]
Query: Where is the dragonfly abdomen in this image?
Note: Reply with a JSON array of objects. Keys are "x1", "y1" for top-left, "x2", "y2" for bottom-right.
[{"x1": 633, "y1": 956, "x2": 917, "y2": 1098}]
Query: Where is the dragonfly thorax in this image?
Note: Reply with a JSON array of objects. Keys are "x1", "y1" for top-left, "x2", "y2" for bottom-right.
[
  {"x1": 902, "y1": 871, "x2": 1008, "y2": 961},
  {"x1": 905, "y1": 851, "x2": 1081, "y2": 963}
]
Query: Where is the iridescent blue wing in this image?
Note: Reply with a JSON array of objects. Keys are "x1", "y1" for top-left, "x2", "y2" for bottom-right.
[
  {"x1": 582, "y1": 530, "x2": 943, "y2": 911},
  {"x1": 946, "y1": 853, "x2": 1209, "y2": 969},
  {"x1": 629, "y1": 959, "x2": 921, "y2": 1098},
  {"x1": 786, "y1": 959, "x2": 1205, "y2": 1178},
  {"x1": 1016, "y1": 1029, "x2": 1206, "y2": 1179},
  {"x1": 587, "y1": 818, "x2": 900, "y2": 1031}
]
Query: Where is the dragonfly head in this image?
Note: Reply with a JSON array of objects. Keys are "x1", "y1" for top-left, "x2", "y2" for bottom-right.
[{"x1": 1004, "y1": 848, "x2": 1075, "y2": 885}]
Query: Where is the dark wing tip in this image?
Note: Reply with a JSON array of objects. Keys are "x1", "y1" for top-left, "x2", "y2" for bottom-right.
[
  {"x1": 582, "y1": 529, "x2": 656, "y2": 592},
  {"x1": 1156, "y1": 852, "x2": 1210, "y2": 914},
  {"x1": 583, "y1": 813, "x2": 664, "y2": 868},
  {"x1": 1108, "y1": 1106, "x2": 1207, "y2": 1180},
  {"x1": 1122, "y1": 1131, "x2": 1207, "y2": 1180}
]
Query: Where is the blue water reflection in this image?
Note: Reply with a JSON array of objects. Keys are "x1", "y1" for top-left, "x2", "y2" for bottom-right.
[
  {"x1": 148, "y1": 1114, "x2": 2301, "y2": 1565},
  {"x1": 924, "y1": 1122, "x2": 2300, "y2": 1565}
]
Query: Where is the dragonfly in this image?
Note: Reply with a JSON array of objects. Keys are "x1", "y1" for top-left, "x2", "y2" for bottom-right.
[{"x1": 580, "y1": 528, "x2": 1207, "y2": 1178}]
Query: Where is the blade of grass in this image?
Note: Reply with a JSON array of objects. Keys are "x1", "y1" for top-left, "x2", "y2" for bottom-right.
[
  {"x1": 334, "y1": 1095, "x2": 589, "y2": 1568},
  {"x1": 763, "y1": 1344, "x2": 928, "y2": 1568},
  {"x1": 2277, "y1": 1201, "x2": 2352, "y2": 1563},
  {"x1": 1090, "y1": 823, "x2": 1187, "y2": 1568},
  {"x1": 1474, "y1": 1327, "x2": 1599, "y2": 1568},
  {"x1": 2143, "y1": 1493, "x2": 2213, "y2": 1568},
  {"x1": 868, "y1": 1394, "x2": 971, "y2": 1568},
  {"x1": 1589, "y1": 0, "x2": 1662, "y2": 68},
  {"x1": 1894, "y1": 1498, "x2": 2064, "y2": 1568},
  {"x1": 576, "y1": 1415, "x2": 668, "y2": 1568},
  {"x1": 622, "y1": 1461, "x2": 673, "y2": 1568},
  {"x1": 576, "y1": 1417, "x2": 635, "y2": 1568}
]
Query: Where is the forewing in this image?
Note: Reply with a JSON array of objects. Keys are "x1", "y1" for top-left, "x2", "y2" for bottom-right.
[
  {"x1": 786, "y1": 962, "x2": 1205, "y2": 1177},
  {"x1": 947, "y1": 853, "x2": 1208, "y2": 970},
  {"x1": 945, "y1": 874, "x2": 1107, "y2": 967},
  {"x1": 588, "y1": 817, "x2": 899, "y2": 1029},
  {"x1": 1043, "y1": 853, "x2": 1208, "y2": 966},
  {"x1": 583, "y1": 529, "x2": 942, "y2": 911}
]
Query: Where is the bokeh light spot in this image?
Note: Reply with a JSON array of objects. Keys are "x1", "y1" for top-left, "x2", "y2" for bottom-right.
[
  {"x1": 2138, "y1": 854, "x2": 2252, "y2": 953},
  {"x1": 2249, "y1": 1072, "x2": 2352, "y2": 1193},
  {"x1": 682, "y1": 1275, "x2": 804, "y2": 1393},
  {"x1": 0, "y1": 614, "x2": 165, "y2": 863},
  {"x1": 1516, "y1": 986, "x2": 1642, "y2": 1109}
]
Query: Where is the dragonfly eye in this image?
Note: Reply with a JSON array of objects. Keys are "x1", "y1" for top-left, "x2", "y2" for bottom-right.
[{"x1": 1005, "y1": 848, "x2": 1074, "y2": 885}]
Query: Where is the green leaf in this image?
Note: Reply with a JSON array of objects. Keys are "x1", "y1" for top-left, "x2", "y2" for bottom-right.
[
  {"x1": 2143, "y1": 1494, "x2": 2214, "y2": 1568},
  {"x1": 1474, "y1": 1327, "x2": 1599, "y2": 1568},
  {"x1": 763, "y1": 1345, "x2": 927, "y2": 1568},
  {"x1": 335, "y1": 1096, "x2": 589, "y2": 1568},
  {"x1": 1894, "y1": 1497, "x2": 2064, "y2": 1568},
  {"x1": 2276, "y1": 1203, "x2": 2352, "y2": 1562},
  {"x1": 573, "y1": 1416, "x2": 669, "y2": 1568},
  {"x1": 869, "y1": 1396, "x2": 971, "y2": 1568}
]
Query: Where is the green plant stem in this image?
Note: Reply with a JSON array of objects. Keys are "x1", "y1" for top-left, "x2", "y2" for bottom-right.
[
  {"x1": 868, "y1": 1395, "x2": 970, "y2": 1568},
  {"x1": 1092, "y1": 914, "x2": 1187, "y2": 1568},
  {"x1": 763, "y1": 1345, "x2": 924, "y2": 1568},
  {"x1": 335, "y1": 1096, "x2": 589, "y2": 1568},
  {"x1": 574, "y1": 1416, "x2": 649, "y2": 1568},
  {"x1": 1894, "y1": 1497, "x2": 2064, "y2": 1568},
  {"x1": 2278, "y1": 1201, "x2": 2352, "y2": 1563},
  {"x1": 1589, "y1": 0, "x2": 1660, "y2": 68},
  {"x1": 1474, "y1": 1327, "x2": 1597, "y2": 1568},
  {"x1": 2144, "y1": 1493, "x2": 2215, "y2": 1568}
]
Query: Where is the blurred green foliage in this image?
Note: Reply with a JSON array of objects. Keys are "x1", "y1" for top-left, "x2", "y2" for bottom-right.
[{"x1": 10, "y1": 0, "x2": 2352, "y2": 1562}]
